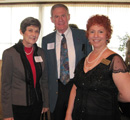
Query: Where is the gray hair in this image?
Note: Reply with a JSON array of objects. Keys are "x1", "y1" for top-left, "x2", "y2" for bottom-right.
[
  {"x1": 51, "y1": 4, "x2": 69, "y2": 17},
  {"x1": 20, "y1": 17, "x2": 41, "y2": 34}
]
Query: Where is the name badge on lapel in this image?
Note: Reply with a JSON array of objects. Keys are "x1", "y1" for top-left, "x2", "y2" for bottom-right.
[
  {"x1": 101, "y1": 58, "x2": 111, "y2": 65},
  {"x1": 34, "y1": 56, "x2": 43, "y2": 62},
  {"x1": 47, "y1": 43, "x2": 54, "y2": 50}
]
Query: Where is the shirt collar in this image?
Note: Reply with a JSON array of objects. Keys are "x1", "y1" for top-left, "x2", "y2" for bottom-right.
[{"x1": 56, "y1": 27, "x2": 71, "y2": 37}]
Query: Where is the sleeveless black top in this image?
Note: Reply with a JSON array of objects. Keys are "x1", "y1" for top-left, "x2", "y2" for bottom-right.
[{"x1": 72, "y1": 54, "x2": 129, "y2": 120}]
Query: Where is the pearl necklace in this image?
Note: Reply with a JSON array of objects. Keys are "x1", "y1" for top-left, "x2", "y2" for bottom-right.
[
  {"x1": 85, "y1": 47, "x2": 108, "y2": 70},
  {"x1": 25, "y1": 47, "x2": 33, "y2": 55},
  {"x1": 87, "y1": 47, "x2": 108, "y2": 63}
]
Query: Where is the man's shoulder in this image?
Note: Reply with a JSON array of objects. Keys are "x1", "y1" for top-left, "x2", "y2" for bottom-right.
[
  {"x1": 71, "y1": 28, "x2": 85, "y2": 34},
  {"x1": 71, "y1": 28, "x2": 86, "y2": 38},
  {"x1": 42, "y1": 31, "x2": 56, "y2": 39}
]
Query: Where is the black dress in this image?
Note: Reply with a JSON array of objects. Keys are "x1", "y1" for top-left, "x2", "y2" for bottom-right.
[{"x1": 72, "y1": 54, "x2": 129, "y2": 120}]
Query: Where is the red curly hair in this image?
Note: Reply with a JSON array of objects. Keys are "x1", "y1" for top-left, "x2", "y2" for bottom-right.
[{"x1": 86, "y1": 14, "x2": 113, "y2": 43}]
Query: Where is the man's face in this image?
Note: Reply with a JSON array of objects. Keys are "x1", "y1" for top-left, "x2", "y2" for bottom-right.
[{"x1": 51, "y1": 7, "x2": 70, "y2": 33}]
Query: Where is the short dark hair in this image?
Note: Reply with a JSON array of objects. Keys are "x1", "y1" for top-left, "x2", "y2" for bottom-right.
[
  {"x1": 51, "y1": 4, "x2": 69, "y2": 17},
  {"x1": 20, "y1": 17, "x2": 41, "y2": 34}
]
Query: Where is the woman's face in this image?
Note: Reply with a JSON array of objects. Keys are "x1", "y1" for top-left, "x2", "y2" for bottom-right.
[
  {"x1": 88, "y1": 24, "x2": 107, "y2": 49},
  {"x1": 21, "y1": 25, "x2": 40, "y2": 47}
]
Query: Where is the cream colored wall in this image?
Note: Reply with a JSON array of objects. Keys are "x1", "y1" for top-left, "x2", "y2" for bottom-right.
[{"x1": 0, "y1": 60, "x2": 3, "y2": 120}]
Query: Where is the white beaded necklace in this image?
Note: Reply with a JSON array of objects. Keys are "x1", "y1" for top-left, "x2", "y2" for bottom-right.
[
  {"x1": 87, "y1": 47, "x2": 108, "y2": 63},
  {"x1": 25, "y1": 47, "x2": 33, "y2": 55},
  {"x1": 85, "y1": 47, "x2": 108, "y2": 70}
]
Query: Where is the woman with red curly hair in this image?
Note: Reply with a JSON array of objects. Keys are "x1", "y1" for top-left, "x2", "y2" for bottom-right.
[{"x1": 65, "y1": 14, "x2": 130, "y2": 120}]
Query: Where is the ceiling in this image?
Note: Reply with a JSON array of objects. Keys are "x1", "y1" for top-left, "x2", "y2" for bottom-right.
[{"x1": 0, "y1": 0, "x2": 130, "y2": 3}]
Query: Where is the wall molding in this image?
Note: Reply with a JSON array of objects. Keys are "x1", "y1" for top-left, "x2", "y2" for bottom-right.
[{"x1": 0, "y1": 0, "x2": 130, "y2": 3}]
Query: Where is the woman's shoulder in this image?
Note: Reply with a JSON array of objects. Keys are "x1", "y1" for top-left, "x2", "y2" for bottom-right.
[
  {"x1": 37, "y1": 47, "x2": 44, "y2": 53},
  {"x1": 37, "y1": 47, "x2": 46, "y2": 57},
  {"x1": 2, "y1": 46, "x2": 18, "y2": 61},
  {"x1": 3, "y1": 46, "x2": 16, "y2": 55},
  {"x1": 105, "y1": 49, "x2": 120, "y2": 59}
]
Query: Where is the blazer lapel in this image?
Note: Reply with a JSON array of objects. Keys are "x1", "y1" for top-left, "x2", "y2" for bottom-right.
[
  {"x1": 48, "y1": 32, "x2": 58, "y2": 77},
  {"x1": 71, "y1": 29, "x2": 80, "y2": 65}
]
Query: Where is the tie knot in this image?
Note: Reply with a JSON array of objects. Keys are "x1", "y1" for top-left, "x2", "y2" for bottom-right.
[
  {"x1": 61, "y1": 34, "x2": 66, "y2": 43},
  {"x1": 62, "y1": 34, "x2": 65, "y2": 37}
]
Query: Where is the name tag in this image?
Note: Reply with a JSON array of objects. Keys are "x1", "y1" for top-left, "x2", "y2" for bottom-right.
[
  {"x1": 47, "y1": 43, "x2": 54, "y2": 50},
  {"x1": 34, "y1": 56, "x2": 43, "y2": 62},
  {"x1": 101, "y1": 58, "x2": 111, "y2": 65}
]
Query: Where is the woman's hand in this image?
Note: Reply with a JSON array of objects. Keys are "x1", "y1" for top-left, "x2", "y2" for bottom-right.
[
  {"x1": 65, "y1": 114, "x2": 72, "y2": 120},
  {"x1": 41, "y1": 107, "x2": 49, "y2": 113},
  {"x1": 3, "y1": 117, "x2": 14, "y2": 120}
]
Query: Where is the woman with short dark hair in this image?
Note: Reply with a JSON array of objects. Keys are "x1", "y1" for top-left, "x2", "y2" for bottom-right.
[{"x1": 1, "y1": 17, "x2": 49, "y2": 120}]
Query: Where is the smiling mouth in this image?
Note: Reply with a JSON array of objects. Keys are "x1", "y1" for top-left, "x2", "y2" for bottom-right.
[
  {"x1": 30, "y1": 37, "x2": 37, "y2": 40},
  {"x1": 93, "y1": 39, "x2": 100, "y2": 42}
]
